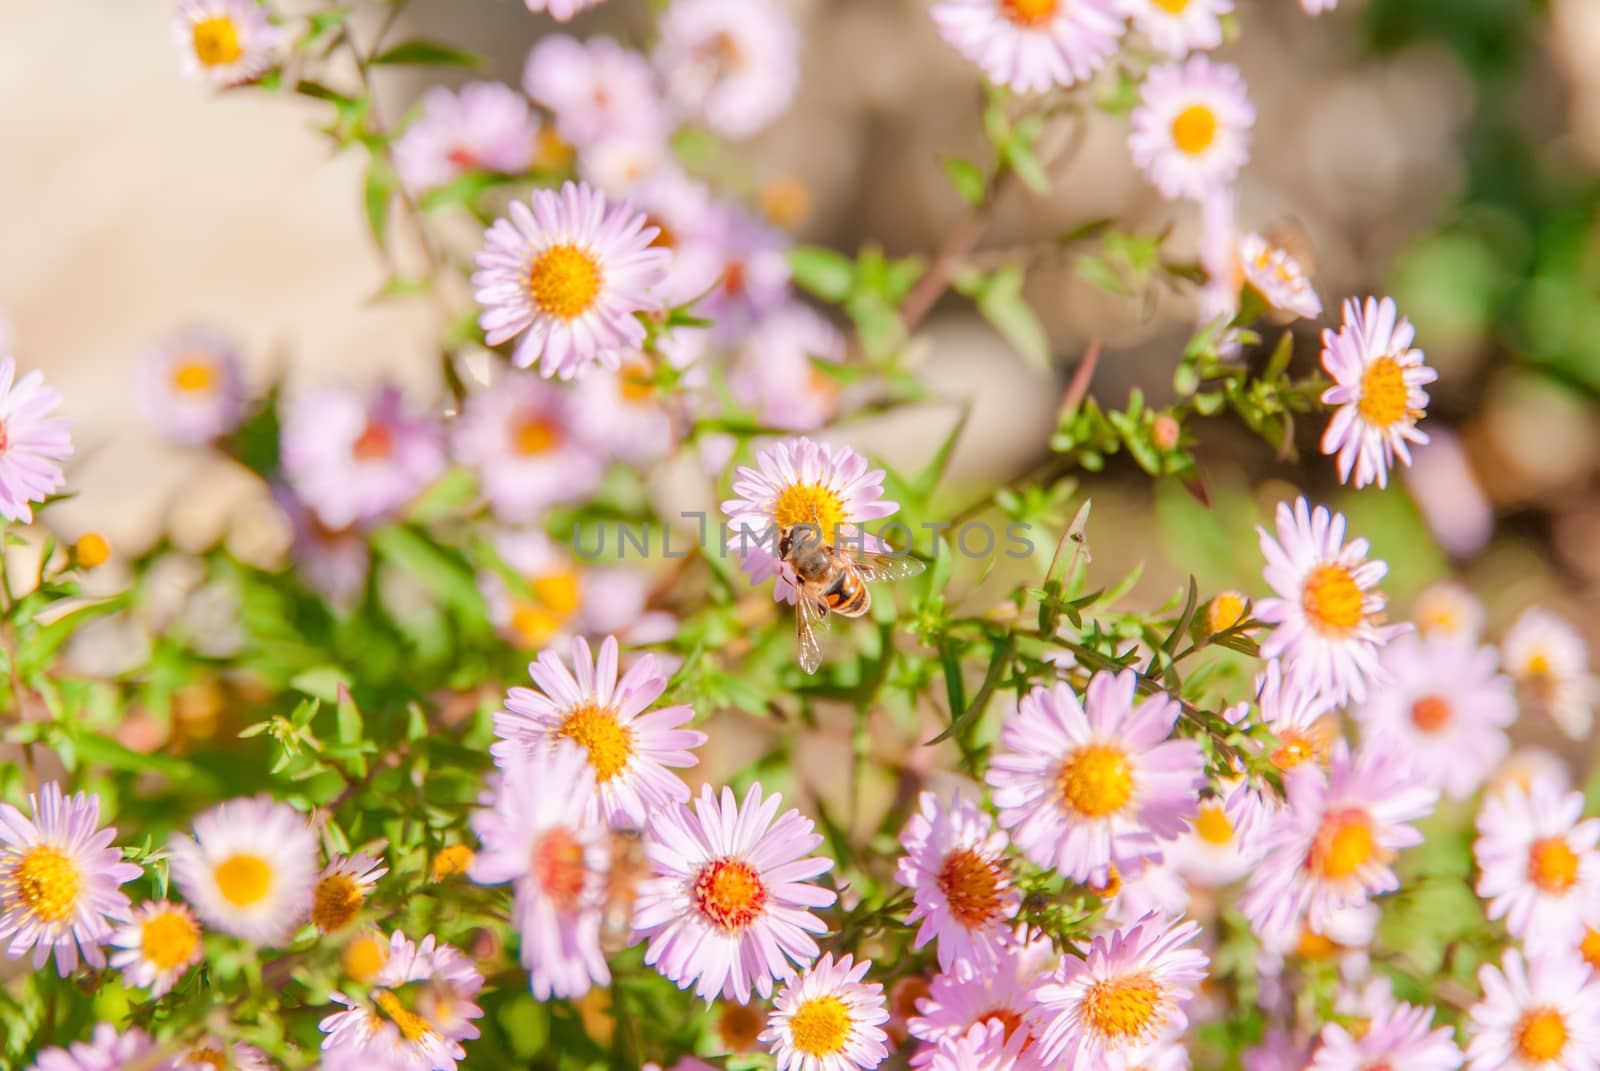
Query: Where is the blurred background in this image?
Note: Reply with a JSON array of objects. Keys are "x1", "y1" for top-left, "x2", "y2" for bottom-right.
[{"x1": 2, "y1": 0, "x2": 1599, "y2": 727}]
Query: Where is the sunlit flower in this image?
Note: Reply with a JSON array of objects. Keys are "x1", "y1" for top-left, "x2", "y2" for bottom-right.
[
  {"x1": 907, "y1": 927, "x2": 1055, "y2": 1067},
  {"x1": 1352, "y1": 632, "x2": 1515, "y2": 800},
  {"x1": 1465, "y1": 949, "x2": 1600, "y2": 1071},
  {"x1": 730, "y1": 305, "x2": 848, "y2": 433},
  {"x1": 1501, "y1": 607, "x2": 1596, "y2": 740},
  {"x1": 568, "y1": 358, "x2": 680, "y2": 464},
  {"x1": 625, "y1": 168, "x2": 728, "y2": 306},
  {"x1": 633, "y1": 782, "x2": 836, "y2": 1002},
  {"x1": 473, "y1": 181, "x2": 671, "y2": 379},
  {"x1": 313, "y1": 853, "x2": 387, "y2": 934},
  {"x1": 522, "y1": 35, "x2": 669, "y2": 147},
  {"x1": 1319, "y1": 297, "x2": 1436, "y2": 489},
  {"x1": 1254, "y1": 658, "x2": 1338, "y2": 773},
  {"x1": 721, "y1": 437, "x2": 899, "y2": 604},
  {"x1": 1313, "y1": 1000, "x2": 1462, "y2": 1071},
  {"x1": 320, "y1": 931, "x2": 485, "y2": 1071},
  {"x1": 492, "y1": 635, "x2": 703, "y2": 828},
  {"x1": 1166, "y1": 780, "x2": 1269, "y2": 887},
  {"x1": 24, "y1": 1023, "x2": 165, "y2": 1071},
  {"x1": 169, "y1": 796, "x2": 318, "y2": 946},
  {"x1": 1256, "y1": 497, "x2": 1404, "y2": 705},
  {"x1": 985, "y1": 671, "x2": 1206, "y2": 883},
  {"x1": 0, "y1": 782, "x2": 140, "y2": 974},
  {"x1": 926, "y1": 1020, "x2": 1031, "y2": 1071},
  {"x1": 895, "y1": 791, "x2": 1021, "y2": 974},
  {"x1": 1488, "y1": 749, "x2": 1573, "y2": 802},
  {"x1": 0, "y1": 355, "x2": 71, "y2": 523},
  {"x1": 174, "y1": 0, "x2": 280, "y2": 86},
  {"x1": 655, "y1": 0, "x2": 800, "y2": 139},
  {"x1": 1129, "y1": 57, "x2": 1254, "y2": 200},
  {"x1": 524, "y1": 0, "x2": 606, "y2": 20},
  {"x1": 110, "y1": 900, "x2": 203, "y2": 997},
  {"x1": 392, "y1": 82, "x2": 538, "y2": 194},
  {"x1": 280, "y1": 385, "x2": 446, "y2": 530},
  {"x1": 1241, "y1": 740, "x2": 1437, "y2": 941},
  {"x1": 1030, "y1": 913, "x2": 1209, "y2": 1066},
  {"x1": 761, "y1": 953, "x2": 890, "y2": 1071},
  {"x1": 450, "y1": 373, "x2": 603, "y2": 523},
  {"x1": 472, "y1": 742, "x2": 610, "y2": 999},
  {"x1": 1124, "y1": 0, "x2": 1231, "y2": 58},
  {"x1": 698, "y1": 202, "x2": 793, "y2": 344},
  {"x1": 1474, "y1": 778, "x2": 1600, "y2": 954},
  {"x1": 344, "y1": 927, "x2": 393, "y2": 983},
  {"x1": 137, "y1": 325, "x2": 247, "y2": 444},
  {"x1": 931, "y1": 0, "x2": 1126, "y2": 94},
  {"x1": 1411, "y1": 581, "x2": 1485, "y2": 643},
  {"x1": 1239, "y1": 234, "x2": 1322, "y2": 320}
]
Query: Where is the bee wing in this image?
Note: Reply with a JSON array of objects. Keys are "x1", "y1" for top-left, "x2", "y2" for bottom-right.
[
  {"x1": 850, "y1": 550, "x2": 927, "y2": 583},
  {"x1": 795, "y1": 593, "x2": 830, "y2": 674}
]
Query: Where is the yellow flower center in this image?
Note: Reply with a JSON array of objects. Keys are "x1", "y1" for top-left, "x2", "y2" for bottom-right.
[
  {"x1": 773, "y1": 483, "x2": 847, "y2": 534},
  {"x1": 214, "y1": 853, "x2": 272, "y2": 907},
  {"x1": 1301, "y1": 563, "x2": 1364, "y2": 636},
  {"x1": 1580, "y1": 927, "x2": 1600, "y2": 969},
  {"x1": 1294, "y1": 926, "x2": 1338, "y2": 959},
  {"x1": 718, "y1": 1001, "x2": 767, "y2": 1051},
  {"x1": 13, "y1": 845, "x2": 83, "y2": 924},
  {"x1": 528, "y1": 244, "x2": 603, "y2": 320},
  {"x1": 1527, "y1": 837, "x2": 1579, "y2": 894},
  {"x1": 1081, "y1": 973, "x2": 1167, "y2": 1042},
  {"x1": 191, "y1": 16, "x2": 243, "y2": 67},
  {"x1": 74, "y1": 533, "x2": 111, "y2": 569},
  {"x1": 1410, "y1": 695, "x2": 1451, "y2": 733},
  {"x1": 375, "y1": 990, "x2": 437, "y2": 1044},
  {"x1": 534, "y1": 127, "x2": 575, "y2": 172},
  {"x1": 344, "y1": 932, "x2": 390, "y2": 983},
  {"x1": 1152, "y1": 0, "x2": 1191, "y2": 11},
  {"x1": 1171, "y1": 105, "x2": 1219, "y2": 156},
  {"x1": 1310, "y1": 809, "x2": 1376, "y2": 880},
  {"x1": 692, "y1": 858, "x2": 768, "y2": 931},
  {"x1": 557, "y1": 701, "x2": 635, "y2": 783},
  {"x1": 533, "y1": 827, "x2": 588, "y2": 911},
  {"x1": 512, "y1": 415, "x2": 561, "y2": 456},
  {"x1": 1058, "y1": 744, "x2": 1135, "y2": 818},
  {"x1": 1525, "y1": 652, "x2": 1553, "y2": 679},
  {"x1": 1356, "y1": 356, "x2": 1409, "y2": 429},
  {"x1": 430, "y1": 845, "x2": 474, "y2": 882},
  {"x1": 936, "y1": 848, "x2": 1005, "y2": 929},
  {"x1": 313, "y1": 873, "x2": 365, "y2": 933},
  {"x1": 188, "y1": 1049, "x2": 227, "y2": 1070},
  {"x1": 1194, "y1": 803, "x2": 1234, "y2": 846},
  {"x1": 1205, "y1": 591, "x2": 1247, "y2": 634},
  {"x1": 619, "y1": 362, "x2": 657, "y2": 403},
  {"x1": 510, "y1": 604, "x2": 564, "y2": 647},
  {"x1": 141, "y1": 909, "x2": 201, "y2": 971},
  {"x1": 509, "y1": 567, "x2": 582, "y2": 645},
  {"x1": 1515, "y1": 1008, "x2": 1568, "y2": 1063},
  {"x1": 790, "y1": 996, "x2": 852, "y2": 1056},
  {"x1": 1272, "y1": 732, "x2": 1315, "y2": 770},
  {"x1": 171, "y1": 360, "x2": 215, "y2": 393}
]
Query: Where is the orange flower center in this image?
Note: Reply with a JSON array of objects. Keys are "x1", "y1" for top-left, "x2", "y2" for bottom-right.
[
  {"x1": 528, "y1": 244, "x2": 603, "y2": 320},
  {"x1": 790, "y1": 995, "x2": 852, "y2": 1056},
  {"x1": 1000, "y1": 0, "x2": 1059, "y2": 25},
  {"x1": 1515, "y1": 1008, "x2": 1568, "y2": 1063},
  {"x1": 141, "y1": 909, "x2": 201, "y2": 971},
  {"x1": 774, "y1": 483, "x2": 847, "y2": 533},
  {"x1": 1081, "y1": 972, "x2": 1167, "y2": 1042},
  {"x1": 1309, "y1": 808, "x2": 1376, "y2": 880},
  {"x1": 171, "y1": 360, "x2": 215, "y2": 393},
  {"x1": 1410, "y1": 695, "x2": 1451, "y2": 732},
  {"x1": 1058, "y1": 744, "x2": 1135, "y2": 818},
  {"x1": 1301, "y1": 563, "x2": 1364, "y2": 636},
  {"x1": 936, "y1": 848, "x2": 1005, "y2": 929},
  {"x1": 557, "y1": 701, "x2": 634, "y2": 783},
  {"x1": 512, "y1": 414, "x2": 561, "y2": 456},
  {"x1": 352, "y1": 422, "x2": 394, "y2": 461},
  {"x1": 313, "y1": 873, "x2": 365, "y2": 933},
  {"x1": 214, "y1": 853, "x2": 272, "y2": 907},
  {"x1": 375, "y1": 990, "x2": 437, "y2": 1044},
  {"x1": 1356, "y1": 356, "x2": 1409, "y2": 428},
  {"x1": 1171, "y1": 105, "x2": 1219, "y2": 155},
  {"x1": 692, "y1": 858, "x2": 767, "y2": 931},
  {"x1": 533, "y1": 827, "x2": 589, "y2": 911},
  {"x1": 1152, "y1": 0, "x2": 1191, "y2": 11},
  {"x1": 1194, "y1": 803, "x2": 1234, "y2": 846},
  {"x1": 1580, "y1": 927, "x2": 1600, "y2": 969},
  {"x1": 192, "y1": 16, "x2": 243, "y2": 67},
  {"x1": 1527, "y1": 836, "x2": 1579, "y2": 893},
  {"x1": 13, "y1": 845, "x2": 82, "y2": 923}
]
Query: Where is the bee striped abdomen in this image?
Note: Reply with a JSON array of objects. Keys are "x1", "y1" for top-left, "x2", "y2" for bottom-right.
[{"x1": 825, "y1": 571, "x2": 870, "y2": 615}]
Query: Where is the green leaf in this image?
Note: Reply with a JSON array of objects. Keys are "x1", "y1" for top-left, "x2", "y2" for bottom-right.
[
  {"x1": 370, "y1": 39, "x2": 482, "y2": 69},
  {"x1": 417, "y1": 170, "x2": 515, "y2": 213},
  {"x1": 789, "y1": 246, "x2": 855, "y2": 302},
  {"x1": 940, "y1": 156, "x2": 988, "y2": 207},
  {"x1": 364, "y1": 161, "x2": 395, "y2": 248},
  {"x1": 69, "y1": 731, "x2": 217, "y2": 790},
  {"x1": 291, "y1": 666, "x2": 352, "y2": 703},
  {"x1": 370, "y1": 525, "x2": 488, "y2": 619},
  {"x1": 1001, "y1": 136, "x2": 1051, "y2": 196}
]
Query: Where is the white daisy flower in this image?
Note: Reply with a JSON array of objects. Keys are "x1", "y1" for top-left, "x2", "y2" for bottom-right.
[
  {"x1": 109, "y1": 900, "x2": 203, "y2": 997},
  {"x1": 760, "y1": 953, "x2": 890, "y2": 1071},
  {"x1": 1129, "y1": 56, "x2": 1254, "y2": 200},
  {"x1": 173, "y1": 0, "x2": 281, "y2": 86},
  {"x1": 1466, "y1": 949, "x2": 1600, "y2": 1071},
  {"x1": 1319, "y1": 296, "x2": 1437, "y2": 489},
  {"x1": 169, "y1": 796, "x2": 319, "y2": 946},
  {"x1": 1502, "y1": 607, "x2": 1597, "y2": 740}
]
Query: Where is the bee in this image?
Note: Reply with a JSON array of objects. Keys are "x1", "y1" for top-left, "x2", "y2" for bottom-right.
[{"x1": 778, "y1": 522, "x2": 925, "y2": 674}]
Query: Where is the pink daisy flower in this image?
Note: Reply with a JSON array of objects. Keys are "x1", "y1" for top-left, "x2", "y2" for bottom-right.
[
  {"x1": 1474, "y1": 778, "x2": 1600, "y2": 954},
  {"x1": 173, "y1": 0, "x2": 280, "y2": 86},
  {"x1": 632, "y1": 782, "x2": 837, "y2": 1003},
  {"x1": 109, "y1": 899, "x2": 203, "y2": 997},
  {"x1": 568, "y1": 357, "x2": 680, "y2": 463},
  {"x1": 525, "y1": 0, "x2": 607, "y2": 20},
  {"x1": 449, "y1": 373, "x2": 604, "y2": 523},
  {"x1": 320, "y1": 931, "x2": 485, "y2": 1071},
  {"x1": 931, "y1": 0, "x2": 1126, "y2": 94},
  {"x1": 522, "y1": 36, "x2": 670, "y2": 148},
  {"x1": 721, "y1": 437, "x2": 900, "y2": 605},
  {"x1": 1123, "y1": 0, "x2": 1231, "y2": 58},
  {"x1": 655, "y1": 0, "x2": 800, "y2": 140},
  {"x1": 1352, "y1": 632, "x2": 1515, "y2": 800},
  {"x1": 1411, "y1": 580, "x2": 1485, "y2": 643},
  {"x1": 984, "y1": 671, "x2": 1206, "y2": 883},
  {"x1": 280, "y1": 384, "x2": 446, "y2": 531},
  {"x1": 136, "y1": 325, "x2": 247, "y2": 444},
  {"x1": 0, "y1": 355, "x2": 71, "y2": 523},
  {"x1": 1313, "y1": 1000, "x2": 1462, "y2": 1071},
  {"x1": 626, "y1": 168, "x2": 728, "y2": 306},
  {"x1": 1166, "y1": 780, "x2": 1270, "y2": 887},
  {"x1": 1501, "y1": 607, "x2": 1596, "y2": 740},
  {"x1": 761, "y1": 953, "x2": 890, "y2": 1071},
  {"x1": 730, "y1": 305, "x2": 848, "y2": 433},
  {"x1": 1252, "y1": 659, "x2": 1339, "y2": 776},
  {"x1": 473, "y1": 181, "x2": 671, "y2": 379},
  {"x1": 926, "y1": 1021, "x2": 1031, "y2": 1071},
  {"x1": 392, "y1": 82, "x2": 538, "y2": 194},
  {"x1": 1030, "y1": 912, "x2": 1210, "y2": 1066},
  {"x1": 1239, "y1": 233, "x2": 1322, "y2": 320},
  {"x1": 1319, "y1": 296, "x2": 1436, "y2": 489},
  {"x1": 492, "y1": 635, "x2": 703, "y2": 828},
  {"x1": 168, "y1": 795, "x2": 319, "y2": 946},
  {"x1": 25, "y1": 1023, "x2": 167, "y2": 1071},
  {"x1": 895, "y1": 791, "x2": 1021, "y2": 974},
  {"x1": 908, "y1": 927, "x2": 1055, "y2": 1067},
  {"x1": 1129, "y1": 57, "x2": 1255, "y2": 201},
  {"x1": 1466, "y1": 950, "x2": 1600, "y2": 1071},
  {"x1": 698, "y1": 203, "x2": 794, "y2": 344},
  {"x1": 1240, "y1": 740, "x2": 1437, "y2": 941},
  {"x1": 1256, "y1": 497, "x2": 1405, "y2": 705},
  {"x1": 471, "y1": 742, "x2": 611, "y2": 1000},
  {"x1": 0, "y1": 782, "x2": 140, "y2": 974}
]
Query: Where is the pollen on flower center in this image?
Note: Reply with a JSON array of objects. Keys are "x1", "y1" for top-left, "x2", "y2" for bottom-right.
[
  {"x1": 1356, "y1": 356, "x2": 1409, "y2": 428},
  {"x1": 556, "y1": 701, "x2": 634, "y2": 782},
  {"x1": 774, "y1": 482, "x2": 847, "y2": 535},
  {"x1": 1171, "y1": 104, "x2": 1219, "y2": 155},
  {"x1": 1000, "y1": 0, "x2": 1059, "y2": 26},
  {"x1": 141, "y1": 910, "x2": 202, "y2": 970},
  {"x1": 692, "y1": 857, "x2": 768, "y2": 931},
  {"x1": 790, "y1": 995, "x2": 852, "y2": 1056},
  {"x1": 1527, "y1": 836, "x2": 1579, "y2": 893},
  {"x1": 936, "y1": 847, "x2": 1005, "y2": 928},
  {"x1": 528, "y1": 244, "x2": 603, "y2": 320},
  {"x1": 171, "y1": 360, "x2": 215, "y2": 393},
  {"x1": 1194, "y1": 803, "x2": 1234, "y2": 846},
  {"x1": 1515, "y1": 1008, "x2": 1568, "y2": 1062},
  {"x1": 512, "y1": 414, "x2": 561, "y2": 455},
  {"x1": 214, "y1": 853, "x2": 273, "y2": 907},
  {"x1": 313, "y1": 874, "x2": 364, "y2": 932},
  {"x1": 1301, "y1": 563, "x2": 1364, "y2": 636},
  {"x1": 1410, "y1": 695, "x2": 1451, "y2": 732},
  {"x1": 1082, "y1": 972, "x2": 1167, "y2": 1041},
  {"x1": 1058, "y1": 744, "x2": 1135, "y2": 818},
  {"x1": 532, "y1": 827, "x2": 588, "y2": 911},
  {"x1": 375, "y1": 990, "x2": 438, "y2": 1043},
  {"x1": 191, "y1": 16, "x2": 243, "y2": 67},
  {"x1": 1152, "y1": 0, "x2": 1192, "y2": 12},
  {"x1": 352, "y1": 422, "x2": 394, "y2": 461},
  {"x1": 1310, "y1": 808, "x2": 1376, "y2": 880},
  {"x1": 1272, "y1": 731, "x2": 1316, "y2": 770},
  {"x1": 14, "y1": 845, "x2": 83, "y2": 923}
]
